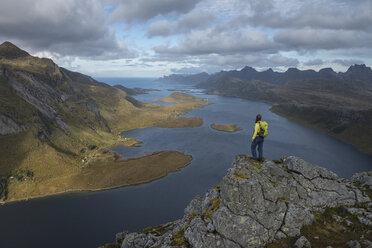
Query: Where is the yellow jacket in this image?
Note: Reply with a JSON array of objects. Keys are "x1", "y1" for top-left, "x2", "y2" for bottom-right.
[{"x1": 252, "y1": 122, "x2": 260, "y2": 140}]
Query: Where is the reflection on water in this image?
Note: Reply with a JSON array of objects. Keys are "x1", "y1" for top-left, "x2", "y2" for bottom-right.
[{"x1": 0, "y1": 78, "x2": 371, "y2": 248}]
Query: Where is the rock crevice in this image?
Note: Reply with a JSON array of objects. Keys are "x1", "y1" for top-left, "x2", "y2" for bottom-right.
[{"x1": 115, "y1": 155, "x2": 372, "y2": 248}]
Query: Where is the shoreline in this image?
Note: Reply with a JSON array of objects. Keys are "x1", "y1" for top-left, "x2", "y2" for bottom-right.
[
  {"x1": 204, "y1": 89, "x2": 372, "y2": 156},
  {"x1": 270, "y1": 106, "x2": 372, "y2": 156},
  {"x1": 1, "y1": 150, "x2": 193, "y2": 205},
  {"x1": 0, "y1": 92, "x2": 212, "y2": 204}
]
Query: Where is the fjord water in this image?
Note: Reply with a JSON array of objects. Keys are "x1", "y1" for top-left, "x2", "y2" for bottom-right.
[{"x1": 0, "y1": 78, "x2": 371, "y2": 248}]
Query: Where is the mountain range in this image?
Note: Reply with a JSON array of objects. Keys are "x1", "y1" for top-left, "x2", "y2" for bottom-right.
[
  {"x1": 159, "y1": 64, "x2": 372, "y2": 86},
  {"x1": 158, "y1": 72, "x2": 210, "y2": 85},
  {"x1": 160, "y1": 65, "x2": 372, "y2": 154}
]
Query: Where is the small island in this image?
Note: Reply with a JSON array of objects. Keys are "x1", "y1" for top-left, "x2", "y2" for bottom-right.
[{"x1": 210, "y1": 124, "x2": 242, "y2": 133}]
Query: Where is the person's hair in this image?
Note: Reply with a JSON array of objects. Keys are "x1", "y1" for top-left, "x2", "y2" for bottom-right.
[{"x1": 255, "y1": 114, "x2": 262, "y2": 123}]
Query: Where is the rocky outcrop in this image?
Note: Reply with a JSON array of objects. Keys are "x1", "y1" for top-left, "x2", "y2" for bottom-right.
[
  {"x1": 0, "y1": 42, "x2": 114, "y2": 135},
  {"x1": 1, "y1": 66, "x2": 72, "y2": 131},
  {"x1": 352, "y1": 172, "x2": 372, "y2": 187},
  {"x1": 114, "y1": 155, "x2": 372, "y2": 248},
  {"x1": 0, "y1": 112, "x2": 28, "y2": 135}
]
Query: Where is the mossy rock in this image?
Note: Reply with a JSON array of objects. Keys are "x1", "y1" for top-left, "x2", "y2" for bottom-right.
[
  {"x1": 141, "y1": 223, "x2": 173, "y2": 236},
  {"x1": 234, "y1": 171, "x2": 250, "y2": 179},
  {"x1": 203, "y1": 197, "x2": 221, "y2": 220},
  {"x1": 272, "y1": 159, "x2": 284, "y2": 164},
  {"x1": 363, "y1": 185, "x2": 372, "y2": 199},
  {"x1": 268, "y1": 206, "x2": 372, "y2": 247},
  {"x1": 214, "y1": 184, "x2": 221, "y2": 192},
  {"x1": 169, "y1": 228, "x2": 190, "y2": 247}
]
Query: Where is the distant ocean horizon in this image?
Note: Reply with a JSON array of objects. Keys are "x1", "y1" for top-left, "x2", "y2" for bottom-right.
[{"x1": 94, "y1": 77, "x2": 158, "y2": 87}]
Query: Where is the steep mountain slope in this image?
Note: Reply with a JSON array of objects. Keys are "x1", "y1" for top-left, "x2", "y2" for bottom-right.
[{"x1": 0, "y1": 42, "x2": 211, "y2": 202}]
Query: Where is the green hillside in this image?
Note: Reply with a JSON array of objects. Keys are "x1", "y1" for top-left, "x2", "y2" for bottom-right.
[{"x1": 0, "y1": 42, "x2": 211, "y2": 203}]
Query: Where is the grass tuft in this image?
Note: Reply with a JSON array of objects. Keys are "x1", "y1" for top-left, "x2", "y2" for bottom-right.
[
  {"x1": 268, "y1": 206, "x2": 372, "y2": 247},
  {"x1": 169, "y1": 228, "x2": 190, "y2": 247},
  {"x1": 203, "y1": 197, "x2": 221, "y2": 220}
]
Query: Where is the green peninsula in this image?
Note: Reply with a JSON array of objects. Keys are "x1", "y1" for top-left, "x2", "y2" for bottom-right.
[{"x1": 0, "y1": 42, "x2": 211, "y2": 203}]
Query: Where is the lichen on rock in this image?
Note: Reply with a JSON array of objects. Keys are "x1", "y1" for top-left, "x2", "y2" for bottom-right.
[{"x1": 112, "y1": 155, "x2": 372, "y2": 248}]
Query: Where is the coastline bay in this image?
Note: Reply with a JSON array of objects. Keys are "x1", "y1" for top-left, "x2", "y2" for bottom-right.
[{"x1": 0, "y1": 78, "x2": 371, "y2": 248}]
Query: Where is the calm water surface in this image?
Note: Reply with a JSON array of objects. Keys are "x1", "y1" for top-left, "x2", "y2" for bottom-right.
[{"x1": 0, "y1": 78, "x2": 371, "y2": 248}]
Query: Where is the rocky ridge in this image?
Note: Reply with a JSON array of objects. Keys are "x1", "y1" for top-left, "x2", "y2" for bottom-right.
[{"x1": 111, "y1": 155, "x2": 372, "y2": 248}]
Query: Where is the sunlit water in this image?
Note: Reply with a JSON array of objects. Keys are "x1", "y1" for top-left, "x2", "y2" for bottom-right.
[{"x1": 0, "y1": 78, "x2": 371, "y2": 248}]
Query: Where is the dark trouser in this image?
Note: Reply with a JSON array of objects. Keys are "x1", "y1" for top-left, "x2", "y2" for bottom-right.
[{"x1": 251, "y1": 136, "x2": 264, "y2": 161}]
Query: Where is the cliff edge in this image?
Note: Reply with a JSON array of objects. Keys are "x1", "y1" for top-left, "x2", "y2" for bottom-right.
[{"x1": 108, "y1": 156, "x2": 372, "y2": 248}]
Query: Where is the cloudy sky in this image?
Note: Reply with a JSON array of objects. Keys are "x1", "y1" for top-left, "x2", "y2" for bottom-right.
[{"x1": 1, "y1": 0, "x2": 372, "y2": 77}]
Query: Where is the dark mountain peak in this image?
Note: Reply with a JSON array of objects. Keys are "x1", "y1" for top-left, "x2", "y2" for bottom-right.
[
  {"x1": 0, "y1": 41, "x2": 30, "y2": 59},
  {"x1": 286, "y1": 67, "x2": 300, "y2": 73},
  {"x1": 241, "y1": 66, "x2": 257, "y2": 73},
  {"x1": 343, "y1": 64, "x2": 372, "y2": 83},
  {"x1": 346, "y1": 64, "x2": 372, "y2": 73},
  {"x1": 198, "y1": 72, "x2": 209, "y2": 76},
  {"x1": 0, "y1": 41, "x2": 19, "y2": 50},
  {"x1": 198, "y1": 64, "x2": 372, "y2": 88},
  {"x1": 319, "y1": 67, "x2": 335, "y2": 73},
  {"x1": 158, "y1": 71, "x2": 210, "y2": 84},
  {"x1": 318, "y1": 67, "x2": 337, "y2": 78}
]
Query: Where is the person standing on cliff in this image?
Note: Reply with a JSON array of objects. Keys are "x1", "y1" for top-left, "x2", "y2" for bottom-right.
[{"x1": 251, "y1": 114, "x2": 265, "y2": 161}]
